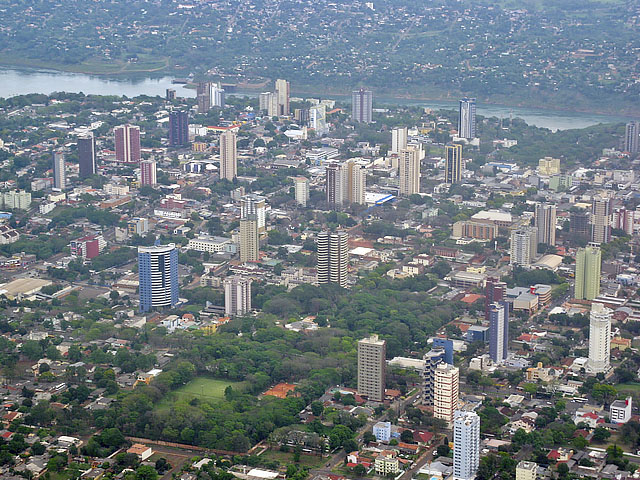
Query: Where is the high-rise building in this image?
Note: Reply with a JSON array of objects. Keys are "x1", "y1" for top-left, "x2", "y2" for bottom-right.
[
  {"x1": 489, "y1": 302, "x2": 509, "y2": 364},
  {"x1": 52, "y1": 151, "x2": 66, "y2": 190},
  {"x1": 613, "y1": 207, "x2": 635, "y2": 236},
  {"x1": 240, "y1": 194, "x2": 267, "y2": 233},
  {"x1": 510, "y1": 227, "x2": 538, "y2": 266},
  {"x1": 114, "y1": 125, "x2": 141, "y2": 163},
  {"x1": 294, "y1": 108, "x2": 310, "y2": 125},
  {"x1": 293, "y1": 177, "x2": 309, "y2": 207},
  {"x1": 570, "y1": 210, "x2": 591, "y2": 237},
  {"x1": 625, "y1": 121, "x2": 639, "y2": 154},
  {"x1": 453, "y1": 411, "x2": 480, "y2": 480},
  {"x1": 275, "y1": 79, "x2": 290, "y2": 116},
  {"x1": 259, "y1": 92, "x2": 277, "y2": 116},
  {"x1": 77, "y1": 133, "x2": 97, "y2": 178},
  {"x1": 485, "y1": 277, "x2": 507, "y2": 321},
  {"x1": 169, "y1": 111, "x2": 189, "y2": 147},
  {"x1": 391, "y1": 127, "x2": 408, "y2": 154},
  {"x1": 587, "y1": 303, "x2": 612, "y2": 374},
  {"x1": 575, "y1": 244, "x2": 602, "y2": 300},
  {"x1": 316, "y1": 231, "x2": 349, "y2": 288},
  {"x1": 239, "y1": 215, "x2": 259, "y2": 263},
  {"x1": 537, "y1": 157, "x2": 561, "y2": 176},
  {"x1": 309, "y1": 104, "x2": 328, "y2": 135},
  {"x1": 352, "y1": 88, "x2": 373, "y2": 123},
  {"x1": 516, "y1": 461, "x2": 537, "y2": 480},
  {"x1": 434, "y1": 363, "x2": 459, "y2": 424},
  {"x1": 357, "y1": 334, "x2": 386, "y2": 402},
  {"x1": 398, "y1": 147, "x2": 421, "y2": 196},
  {"x1": 445, "y1": 144, "x2": 463, "y2": 184},
  {"x1": 326, "y1": 161, "x2": 366, "y2": 205},
  {"x1": 0, "y1": 191, "x2": 31, "y2": 210},
  {"x1": 458, "y1": 98, "x2": 476, "y2": 140},
  {"x1": 534, "y1": 203, "x2": 557, "y2": 247},
  {"x1": 197, "y1": 82, "x2": 210, "y2": 113},
  {"x1": 422, "y1": 348, "x2": 446, "y2": 406},
  {"x1": 210, "y1": 82, "x2": 225, "y2": 108},
  {"x1": 166, "y1": 88, "x2": 176, "y2": 101},
  {"x1": 138, "y1": 244, "x2": 179, "y2": 312},
  {"x1": 220, "y1": 130, "x2": 237, "y2": 181},
  {"x1": 224, "y1": 276, "x2": 252, "y2": 316},
  {"x1": 591, "y1": 196, "x2": 612, "y2": 244},
  {"x1": 140, "y1": 160, "x2": 157, "y2": 186}
]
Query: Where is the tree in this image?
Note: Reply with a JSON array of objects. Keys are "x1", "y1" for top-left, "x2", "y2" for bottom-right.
[
  {"x1": 436, "y1": 444, "x2": 451, "y2": 457},
  {"x1": 135, "y1": 465, "x2": 158, "y2": 480},
  {"x1": 400, "y1": 429, "x2": 414, "y2": 443},
  {"x1": 593, "y1": 427, "x2": 611, "y2": 443},
  {"x1": 310, "y1": 401, "x2": 324, "y2": 417}
]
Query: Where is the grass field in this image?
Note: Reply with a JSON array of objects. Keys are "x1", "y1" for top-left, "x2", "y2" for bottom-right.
[
  {"x1": 259, "y1": 449, "x2": 326, "y2": 468},
  {"x1": 157, "y1": 377, "x2": 242, "y2": 409},
  {"x1": 616, "y1": 383, "x2": 640, "y2": 393}
]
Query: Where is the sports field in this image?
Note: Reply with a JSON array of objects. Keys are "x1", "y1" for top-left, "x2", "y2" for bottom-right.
[{"x1": 157, "y1": 377, "x2": 242, "y2": 409}]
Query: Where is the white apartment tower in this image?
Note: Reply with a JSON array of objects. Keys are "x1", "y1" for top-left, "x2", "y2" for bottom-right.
[
  {"x1": 453, "y1": 411, "x2": 480, "y2": 480},
  {"x1": 534, "y1": 203, "x2": 557, "y2": 247},
  {"x1": 391, "y1": 127, "x2": 408, "y2": 154},
  {"x1": 316, "y1": 231, "x2": 349, "y2": 288},
  {"x1": 434, "y1": 363, "x2": 459, "y2": 425},
  {"x1": 219, "y1": 130, "x2": 237, "y2": 181},
  {"x1": 224, "y1": 276, "x2": 252, "y2": 316},
  {"x1": 357, "y1": 334, "x2": 386, "y2": 402},
  {"x1": 510, "y1": 227, "x2": 538, "y2": 266},
  {"x1": 240, "y1": 194, "x2": 267, "y2": 233},
  {"x1": 587, "y1": 303, "x2": 612, "y2": 374},
  {"x1": 239, "y1": 215, "x2": 259, "y2": 263},
  {"x1": 293, "y1": 177, "x2": 309, "y2": 207},
  {"x1": 52, "y1": 151, "x2": 66, "y2": 190}
]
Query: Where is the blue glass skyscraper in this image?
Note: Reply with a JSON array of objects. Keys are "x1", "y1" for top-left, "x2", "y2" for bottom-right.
[{"x1": 138, "y1": 244, "x2": 179, "y2": 312}]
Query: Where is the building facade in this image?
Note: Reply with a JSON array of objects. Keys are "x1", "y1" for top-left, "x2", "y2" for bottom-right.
[
  {"x1": 293, "y1": 177, "x2": 309, "y2": 207},
  {"x1": 316, "y1": 231, "x2": 349, "y2": 288},
  {"x1": 398, "y1": 147, "x2": 421, "y2": 196},
  {"x1": 138, "y1": 244, "x2": 179, "y2": 312},
  {"x1": 489, "y1": 302, "x2": 509, "y2": 364},
  {"x1": 510, "y1": 227, "x2": 537, "y2": 266},
  {"x1": 515, "y1": 461, "x2": 537, "y2": 480},
  {"x1": 391, "y1": 127, "x2": 408, "y2": 154},
  {"x1": 77, "y1": 133, "x2": 97, "y2": 178},
  {"x1": 169, "y1": 111, "x2": 189, "y2": 147},
  {"x1": 453, "y1": 411, "x2": 480, "y2": 480},
  {"x1": 224, "y1": 276, "x2": 252, "y2": 316},
  {"x1": 357, "y1": 334, "x2": 386, "y2": 402},
  {"x1": 625, "y1": 121, "x2": 639, "y2": 154},
  {"x1": 352, "y1": 88, "x2": 373, "y2": 123},
  {"x1": 587, "y1": 303, "x2": 612, "y2": 374},
  {"x1": 458, "y1": 98, "x2": 476, "y2": 140},
  {"x1": 591, "y1": 196, "x2": 612, "y2": 244},
  {"x1": 445, "y1": 144, "x2": 463, "y2": 184},
  {"x1": 220, "y1": 130, "x2": 238, "y2": 181},
  {"x1": 240, "y1": 194, "x2": 267, "y2": 233},
  {"x1": 52, "y1": 151, "x2": 66, "y2": 190},
  {"x1": 275, "y1": 79, "x2": 290, "y2": 116},
  {"x1": 575, "y1": 244, "x2": 602, "y2": 300},
  {"x1": 534, "y1": 203, "x2": 557, "y2": 246},
  {"x1": 239, "y1": 215, "x2": 259, "y2": 263},
  {"x1": 140, "y1": 160, "x2": 157, "y2": 186},
  {"x1": 114, "y1": 124, "x2": 141, "y2": 163},
  {"x1": 422, "y1": 348, "x2": 446, "y2": 406},
  {"x1": 434, "y1": 363, "x2": 459, "y2": 424}
]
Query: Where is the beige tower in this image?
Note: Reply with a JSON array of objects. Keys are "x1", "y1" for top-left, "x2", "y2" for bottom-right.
[
  {"x1": 346, "y1": 160, "x2": 366, "y2": 205},
  {"x1": 239, "y1": 215, "x2": 259, "y2": 263},
  {"x1": 357, "y1": 334, "x2": 386, "y2": 402},
  {"x1": 445, "y1": 144, "x2": 463, "y2": 184},
  {"x1": 220, "y1": 130, "x2": 237, "y2": 181},
  {"x1": 275, "y1": 79, "x2": 290, "y2": 116},
  {"x1": 398, "y1": 147, "x2": 420, "y2": 196},
  {"x1": 434, "y1": 363, "x2": 459, "y2": 424}
]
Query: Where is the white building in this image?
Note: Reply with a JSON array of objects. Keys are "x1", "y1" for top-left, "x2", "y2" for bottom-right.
[
  {"x1": 187, "y1": 235, "x2": 235, "y2": 254},
  {"x1": 587, "y1": 303, "x2": 612, "y2": 374},
  {"x1": 510, "y1": 227, "x2": 538, "y2": 267},
  {"x1": 391, "y1": 126, "x2": 408, "y2": 154},
  {"x1": 241, "y1": 194, "x2": 267, "y2": 233},
  {"x1": 434, "y1": 363, "x2": 459, "y2": 424},
  {"x1": 293, "y1": 177, "x2": 309, "y2": 207},
  {"x1": 516, "y1": 461, "x2": 537, "y2": 480},
  {"x1": 610, "y1": 397, "x2": 632, "y2": 424},
  {"x1": 372, "y1": 421, "x2": 391, "y2": 443},
  {"x1": 453, "y1": 411, "x2": 480, "y2": 480},
  {"x1": 224, "y1": 276, "x2": 252, "y2": 316}
]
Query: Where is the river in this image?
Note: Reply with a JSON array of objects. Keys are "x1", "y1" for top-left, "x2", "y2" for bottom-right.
[{"x1": 0, "y1": 68, "x2": 633, "y2": 131}]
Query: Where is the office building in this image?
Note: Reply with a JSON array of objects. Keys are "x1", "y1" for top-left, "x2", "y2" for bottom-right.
[
  {"x1": 114, "y1": 124, "x2": 141, "y2": 163},
  {"x1": 275, "y1": 79, "x2": 290, "y2": 116},
  {"x1": 398, "y1": 147, "x2": 420, "y2": 196},
  {"x1": 587, "y1": 303, "x2": 612, "y2": 374},
  {"x1": 352, "y1": 88, "x2": 373, "y2": 123},
  {"x1": 169, "y1": 111, "x2": 189, "y2": 147},
  {"x1": 210, "y1": 82, "x2": 225, "y2": 108},
  {"x1": 224, "y1": 276, "x2": 252, "y2": 316},
  {"x1": 166, "y1": 88, "x2": 176, "y2": 101},
  {"x1": 488, "y1": 302, "x2": 509, "y2": 364},
  {"x1": 326, "y1": 161, "x2": 366, "y2": 205},
  {"x1": 0, "y1": 190, "x2": 31, "y2": 210},
  {"x1": 127, "y1": 217, "x2": 149, "y2": 236},
  {"x1": 240, "y1": 194, "x2": 267, "y2": 233},
  {"x1": 575, "y1": 244, "x2": 602, "y2": 300},
  {"x1": 591, "y1": 196, "x2": 612, "y2": 244},
  {"x1": 422, "y1": 348, "x2": 446, "y2": 406},
  {"x1": 357, "y1": 334, "x2": 386, "y2": 402},
  {"x1": 534, "y1": 203, "x2": 557, "y2": 247},
  {"x1": 510, "y1": 227, "x2": 538, "y2": 266},
  {"x1": 219, "y1": 129, "x2": 237, "y2": 181},
  {"x1": 70, "y1": 235, "x2": 106, "y2": 260},
  {"x1": 610, "y1": 397, "x2": 633, "y2": 424},
  {"x1": 391, "y1": 127, "x2": 408, "y2": 154},
  {"x1": 239, "y1": 215, "x2": 259, "y2": 263},
  {"x1": 515, "y1": 461, "x2": 537, "y2": 480},
  {"x1": 77, "y1": 133, "x2": 97, "y2": 178},
  {"x1": 309, "y1": 104, "x2": 328, "y2": 135},
  {"x1": 432, "y1": 338, "x2": 454, "y2": 365},
  {"x1": 434, "y1": 363, "x2": 459, "y2": 424},
  {"x1": 293, "y1": 177, "x2": 309, "y2": 207},
  {"x1": 52, "y1": 151, "x2": 66, "y2": 190},
  {"x1": 458, "y1": 98, "x2": 476, "y2": 140},
  {"x1": 138, "y1": 244, "x2": 179, "y2": 313},
  {"x1": 538, "y1": 157, "x2": 561, "y2": 176},
  {"x1": 316, "y1": 231, "x2": 349, "y2": 288},
  {"x1": 140, "y1": 160, "x2": 157, "y2": 186},
  {"x1": 445, "y1": 144, "x2": 463, "y2": 184},
  {"x1": 625, "y1": 121, "x2": 639, "y2": 154},
  {"x1": 453, "y1": 411, "x2": 480, "y2": 480},
  {"x1": 197, "y1": 82, "x2": 210, "y2": 113},
  {"x1": 570, "y1": 210, "x2": 591, "y2": 237}
]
